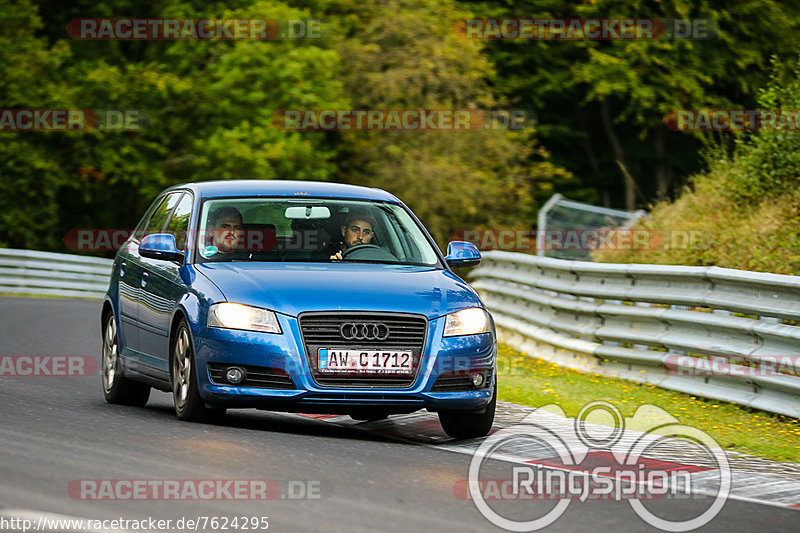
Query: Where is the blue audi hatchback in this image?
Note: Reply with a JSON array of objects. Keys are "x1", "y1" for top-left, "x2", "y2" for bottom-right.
[{"x1": 101, "y1": 180, "x2": 496, "y2": 438}]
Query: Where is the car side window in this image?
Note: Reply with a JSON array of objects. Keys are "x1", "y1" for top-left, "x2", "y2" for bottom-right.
[
  {"x1": 143, "y1": 192, "x2": 183, "y2": 238},
  {"x1": 132, "y1": 196, "x2": 166, "y2": 242},
  {"x1": 164, "y1": 193, "x2": 193, "y2": 250}
]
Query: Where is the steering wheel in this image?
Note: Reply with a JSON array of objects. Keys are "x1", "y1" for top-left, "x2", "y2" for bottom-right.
[
  {"x1": 341, "y1": 243, "x2": 397, "y2": 261},
  {"x1": 341, "y1": 243, "x2": 382, "y2": 258}
]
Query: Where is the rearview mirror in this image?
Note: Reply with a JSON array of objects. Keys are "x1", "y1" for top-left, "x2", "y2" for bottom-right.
[
  {"x1": 139, "y1": 233, "x2": 184, "y2": 262},
  {"x1": 284, "y1": 206, "x2": 331, "y2": 220},
  {"x1": 445, "y1": 241, "x2": 481, "y2": 268}
]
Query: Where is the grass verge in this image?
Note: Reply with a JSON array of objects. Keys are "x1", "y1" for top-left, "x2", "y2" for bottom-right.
[
  {"x1": 496, "y1": 343, "x2": 800, "y2": 463},
  {"x1": 0, "y1": 292, "x2": 90, "y2": 300}
]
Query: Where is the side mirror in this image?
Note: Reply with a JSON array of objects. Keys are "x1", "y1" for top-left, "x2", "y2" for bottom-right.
[
  {"x1": 139, "y1": 233, "x2": 184, "y2": 262},
  {"x1": 445, "y1": 241, "x2": 481, "y2": 268}
]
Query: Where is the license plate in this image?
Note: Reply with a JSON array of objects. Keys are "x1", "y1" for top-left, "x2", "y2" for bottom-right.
[{"x1": 318, "y1": 349, "x2": 413, "y2": 374}]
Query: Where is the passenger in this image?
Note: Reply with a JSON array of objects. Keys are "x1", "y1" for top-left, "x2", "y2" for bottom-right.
[{"x1": 202, "y1": 206, "x2": 246, "y2": 259}]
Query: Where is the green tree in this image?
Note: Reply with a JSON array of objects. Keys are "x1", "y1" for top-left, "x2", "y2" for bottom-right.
[
  {"x1": 1, "y1": 0, "x2": 570, "y2": 252},
  {"x1": 462, "y1": 0, "x2": 800, "y2": 210},
  {"x1": 593, "y1": 57, "x2": 800, "y2": 275},
  {"x1": 1, "y1": 0, "x2": 350, "y2": 250},
  {"x1": 317, "y1": 0, "x2": 570, "y2": 244},
  {"x1": 0, "y1": 0, "x2": 73, "y2": 249}
]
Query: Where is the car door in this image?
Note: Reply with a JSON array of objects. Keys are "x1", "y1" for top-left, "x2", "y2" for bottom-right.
[
  {"x1": 138, "y1": 191, "x2": 194, "y2": 375},
  {"x1": 116, "y1": 195, "x2": 169, "y2": 357}
]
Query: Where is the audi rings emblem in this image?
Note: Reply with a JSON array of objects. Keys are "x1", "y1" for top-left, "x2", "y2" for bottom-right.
[{"x1": 340, "y1": 322, "x2": 390, "y2": 341}]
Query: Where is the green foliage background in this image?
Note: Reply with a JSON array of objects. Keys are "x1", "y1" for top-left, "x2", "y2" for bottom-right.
[
  {"x1": 1, "y1": 0, "x2": 798, "y2": 269},
  {"x1": 593, "y1": 58, "x2": 800, "y2": 274}
]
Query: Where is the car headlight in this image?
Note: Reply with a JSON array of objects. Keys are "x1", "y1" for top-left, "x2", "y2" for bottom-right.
[
  {"x1": 443, "y1": 307, "x2": 492, "y2": 337},
  {"x1": 208, "y1": 303, "x2": 282, "y2": 334}
]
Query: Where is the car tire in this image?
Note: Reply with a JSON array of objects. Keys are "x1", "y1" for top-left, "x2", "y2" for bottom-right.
[
  {"x1": 102, "y1": 313, "x2": 150, "y2": 406},
  {"x1": 172, "y1": 320, "x2": 225, "y2": 422},
  {"x1": 438, "y1": 385, "x2": 496, "y2": 439}
]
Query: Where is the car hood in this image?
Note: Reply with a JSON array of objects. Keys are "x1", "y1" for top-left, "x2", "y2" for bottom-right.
[{"x1": 195, "y1": 262, "x2": 483, "y2": 319}]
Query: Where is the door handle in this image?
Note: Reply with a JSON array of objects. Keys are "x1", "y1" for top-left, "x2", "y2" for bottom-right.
[
  {"x1": 141, "y1": 271, "x2": 149, "y2": 288},
  {"x1": 120, "y1": 261, "x2": 127, "y2": 278}
]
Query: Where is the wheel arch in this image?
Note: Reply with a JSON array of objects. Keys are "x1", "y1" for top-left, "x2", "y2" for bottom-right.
[
  {"x1": 101, "y1": 298, "x2": 114, "y2": 329},
  {"x1": 169, "y1": 291, "x2": 203, "y2": 379},
  {"x1": 168, "y1": 307, "x2": 189, "y2": 380}
]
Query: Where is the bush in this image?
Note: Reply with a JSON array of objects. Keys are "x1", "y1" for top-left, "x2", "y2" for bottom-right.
[{"x1": 593, "y1": 59, "x2": 800, "y2": 275}]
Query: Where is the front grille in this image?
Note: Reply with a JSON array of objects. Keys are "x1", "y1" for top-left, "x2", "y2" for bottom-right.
[
  {"x1": 431, "y1": 369, "x2": 492, "y2": 392},
  {"x1": 208, "y1": 363, "x2": 296, "y2": 390},
  {"x1": 299, "y1": 312, "x2": 427, "y2": 388}
]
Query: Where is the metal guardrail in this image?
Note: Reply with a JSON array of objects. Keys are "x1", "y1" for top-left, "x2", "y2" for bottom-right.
[
  {"x1": 2, "y1": 246, "x2": 798, "y2": 417},
  {"x1": 0, "y1": 248, "x2": 112, "y2": 299},
  {"x1": 471, "y1": 251, "x2": 800, "y2": 418}
]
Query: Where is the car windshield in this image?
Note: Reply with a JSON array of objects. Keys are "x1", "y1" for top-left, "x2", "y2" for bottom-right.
[{"x1": 195, "y1": 197, "x2": 441, "y2": 266}]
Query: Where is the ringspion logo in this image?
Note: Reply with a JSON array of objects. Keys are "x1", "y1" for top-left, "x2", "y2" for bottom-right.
[{"x1": 465, "y1": 402, "x2": 730, "y2": 531}]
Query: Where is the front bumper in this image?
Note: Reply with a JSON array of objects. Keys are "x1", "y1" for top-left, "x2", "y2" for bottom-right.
[{"x1": 192, "y1": 313, "x2": 496, "y2": 413}]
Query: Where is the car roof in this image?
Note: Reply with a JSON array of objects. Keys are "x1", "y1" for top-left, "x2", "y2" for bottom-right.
[{"x1": 168, "y1": 180, "x2": 401, "y2": 202}]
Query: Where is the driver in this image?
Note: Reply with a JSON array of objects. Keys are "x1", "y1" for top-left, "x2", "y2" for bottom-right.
[{"x1": 330, "y1": 211, "x2": 377, "y2": 260}]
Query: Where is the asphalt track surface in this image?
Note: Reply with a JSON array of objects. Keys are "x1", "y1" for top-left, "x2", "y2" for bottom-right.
[{"x1": 0, "y1": 296, "x2": 797, "y2": 532}]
